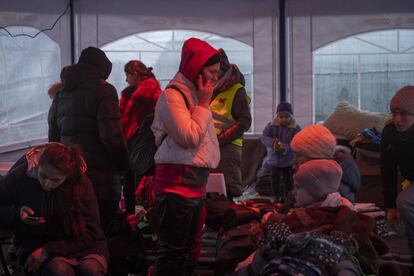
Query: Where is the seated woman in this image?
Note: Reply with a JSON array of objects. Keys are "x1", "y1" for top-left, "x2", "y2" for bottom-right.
[{"x1": 0, "y1": 142, "x2": 108, "y2": 276}]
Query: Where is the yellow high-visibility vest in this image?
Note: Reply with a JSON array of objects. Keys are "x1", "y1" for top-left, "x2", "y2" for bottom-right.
[{"x1": 210, "y1": 83, "x2": 244, "y2": 147}]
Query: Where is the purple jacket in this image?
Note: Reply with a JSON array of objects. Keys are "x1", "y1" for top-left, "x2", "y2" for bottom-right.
[{"x1": 261, "y1": 120, "x2": 301, "y2": 168}]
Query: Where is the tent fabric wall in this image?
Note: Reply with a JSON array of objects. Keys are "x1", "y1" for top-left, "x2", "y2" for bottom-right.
[
  {"x1": 0, "y1": 0, "x2": 278, "y2": 151},
  {"x1": 1, "y1": 0, "x2": 414, "y2": 151},
  {"x1": 75, "y1": 0, "x2": 279, "y2": 133},
  {"x1": 287, "y1": 0, "x2": 414, "y2": 126},
  {"x1": 0, "y1": 0, "x2": 71, "y2": 152},
  {"x1": 0, "y1": 0, "x2": 72, "y2": 65}
]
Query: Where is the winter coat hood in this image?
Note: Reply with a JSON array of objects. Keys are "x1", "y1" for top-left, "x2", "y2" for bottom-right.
[
  {"x1": 63, "y1": 47, "x2": 112, "y2": 91},
  {"x1": 214, "y1": 64, "x2": 245, "y2": 93},
  {"x1": 178, "y1": 38, "x2": 219, "y2": 83},
  {"x1": 271, "y1": 115, "x2": 297, "y2": 129},
  {"x1": 78, "y1": 47, "x2": 112, "y2": 79}
]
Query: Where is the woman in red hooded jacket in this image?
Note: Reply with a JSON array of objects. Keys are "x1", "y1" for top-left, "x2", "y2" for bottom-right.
[{"x1": 119, "y1": 60, "x2": 161, "y2": 213}]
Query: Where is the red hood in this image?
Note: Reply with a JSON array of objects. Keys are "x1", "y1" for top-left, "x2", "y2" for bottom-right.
[{"x1": 179, "y1": 37, "x2": 218, "y2": 83}]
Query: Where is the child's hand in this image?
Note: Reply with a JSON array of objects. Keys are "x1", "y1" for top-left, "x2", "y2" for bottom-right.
[
  {"x1": 276, "y1": 143, "x2": 285, "y2": 152},
  {"x1": 272, "y1": 139, "x2": 284, "y2": 152},
  {"x1": 272, "y1": 139, "x2": 280, "y2": 150}
]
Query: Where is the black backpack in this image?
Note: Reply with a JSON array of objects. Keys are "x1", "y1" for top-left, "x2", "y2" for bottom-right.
[{"x1": 127, "y1": 85, "x2": 189, "y2": 176}]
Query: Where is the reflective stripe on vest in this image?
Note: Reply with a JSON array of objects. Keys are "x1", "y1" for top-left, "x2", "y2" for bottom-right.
[{"x1": 210, "y1": 83, "x2": 244, "y2": 147}]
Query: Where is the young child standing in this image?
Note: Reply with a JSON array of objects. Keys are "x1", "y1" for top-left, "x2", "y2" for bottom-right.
[{"x1": 261, "y1": 102, "x2": 301, "y2": 202}]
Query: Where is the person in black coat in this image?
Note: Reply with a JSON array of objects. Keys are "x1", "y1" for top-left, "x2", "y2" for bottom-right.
[
  {"x1": 48, "y1": 47, "x2": 129, "y2": 231},
  {"x1": 0, "y1": 143, "x2": 108, "y2": 275},
  {"x1": 381, "y1": 85, "x2": 414, "y2": 257}
]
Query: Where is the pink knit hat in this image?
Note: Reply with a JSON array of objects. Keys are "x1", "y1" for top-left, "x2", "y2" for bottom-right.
[
  {"x1": 291, "y1": 124, "x2": 337, "y2": 159},
  {"x1": 294, "y1": 159, "x2": 343, "y2": 201},
  {"x1": 390, "y1": 86, "x2": 414, "y2": 115}
]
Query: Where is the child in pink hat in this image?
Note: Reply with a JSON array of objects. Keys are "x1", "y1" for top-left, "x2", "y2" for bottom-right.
[{"x1": 293, "y1": 159, "x2": 352, "y2": 208}]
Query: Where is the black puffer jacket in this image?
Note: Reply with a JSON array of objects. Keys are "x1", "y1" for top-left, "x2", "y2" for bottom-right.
[
  {"x1": 48, "y1": 47, "x2": 128, "y2": 174},
  {"x1": 381, "y1": 122, "x2": 414, "y2": 208}
]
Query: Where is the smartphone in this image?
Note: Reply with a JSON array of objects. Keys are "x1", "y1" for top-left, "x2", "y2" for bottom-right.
[{"x1": 27, "y1": 216, "x2": 46, "y2": 223}]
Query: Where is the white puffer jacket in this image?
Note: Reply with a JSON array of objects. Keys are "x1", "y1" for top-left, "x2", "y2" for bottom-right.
[{"x1": 151, "y1": 72, "x2": 220, "y2": 168}]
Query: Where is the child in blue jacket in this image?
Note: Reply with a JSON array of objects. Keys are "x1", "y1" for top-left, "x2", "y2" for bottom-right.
[{"x1": 261, "y1": 102, "x2": 301, "y2": 202}]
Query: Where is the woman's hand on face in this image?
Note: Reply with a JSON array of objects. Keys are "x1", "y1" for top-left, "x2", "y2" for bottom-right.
[
  {"x1": 196, "y1": 74, "x2": 214, "y2": 109},
  {"x1": 24, "y1": 247, "x2": 48, "y2": 273}
]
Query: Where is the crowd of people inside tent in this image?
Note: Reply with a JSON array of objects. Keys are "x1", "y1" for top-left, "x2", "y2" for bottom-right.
[{"x1": 0, "y1": 36, "x2": 413, "y2": 276}]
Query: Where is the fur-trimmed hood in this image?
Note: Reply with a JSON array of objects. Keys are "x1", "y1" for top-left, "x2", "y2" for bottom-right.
[
  {"x1": 271, "y1": 115, "x2": 297, "y2": 129},
  {"x1": 214, "y1": 64, "x2": 245, "y2": 93}
]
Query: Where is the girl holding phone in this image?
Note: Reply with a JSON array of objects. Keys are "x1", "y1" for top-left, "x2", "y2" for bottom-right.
[{"x1": 0, "y1": 142, "x2": 108, "y2": 275}]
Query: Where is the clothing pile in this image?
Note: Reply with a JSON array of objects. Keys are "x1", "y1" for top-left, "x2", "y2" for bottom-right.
[
  {"x1": 354, "y1": 203, "x2": 397, "y2": 238},
  {"x1": 235, "y1": 206, "x2": 396, "y2": 276}
]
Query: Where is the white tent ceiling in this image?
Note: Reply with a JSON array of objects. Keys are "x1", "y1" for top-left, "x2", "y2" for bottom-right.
[{"x1": 0, "y1": 0, "x2": 413, "y2": 151}]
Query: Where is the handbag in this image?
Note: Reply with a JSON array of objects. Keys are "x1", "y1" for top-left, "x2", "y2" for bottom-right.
[
  {"x1": 127, "y1": 114, "x2": 157, "y2": 176},
  {"x1": 215, "y1": 222, "x2": 260, "y2": 274},
  {"x1": 127, "y1": 85, "x2": 189, "y2": 176},
  {"x1": 222, "y1": 205, "x2": 260, "y2": 230}
]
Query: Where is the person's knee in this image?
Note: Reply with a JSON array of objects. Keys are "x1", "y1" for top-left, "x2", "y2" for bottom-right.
[
  {"x1": 42, "y1": 259, "x2": 75, "y2": 276},
  {"x1": 77, "y1": 259, "x2": 107, "y2": 276}
]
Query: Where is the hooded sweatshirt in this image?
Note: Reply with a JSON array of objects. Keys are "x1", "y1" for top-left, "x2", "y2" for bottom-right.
[
  {"x1": 151, "y1": 38, "x2": 220, "y2": 197},
  {"x1": 178, "y1": 38, "x2": 217, "y2": 83}
]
